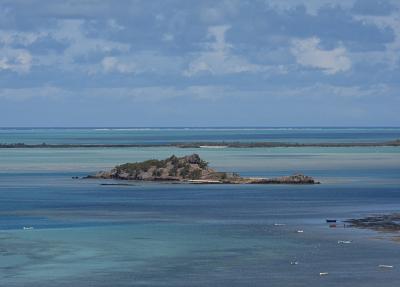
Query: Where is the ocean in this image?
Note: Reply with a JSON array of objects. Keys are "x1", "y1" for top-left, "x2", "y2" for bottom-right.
[
  {"x1": 1, "y1": 127, "x2": 400, "y2": 144},
  {"x1": 0, "y1": 128, "x2": 399, "y2": 286}
]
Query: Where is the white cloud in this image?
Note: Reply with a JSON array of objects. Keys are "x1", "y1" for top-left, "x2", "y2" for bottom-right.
[
  {"x1": 269, "y1": 0, "x2": 357, "y2": 15},
  {"x1": 200, "y1": 7, "x2": 225, "y2": 23},
  {"x1": 0, "y1": 82, "x2": 394, "y2": 105},
  {"x1": 84, "y1": 86, "x2": 228, "y2": 102},
  {"x1": 0, "y1": 85, "x2": 239, "y2": 102},
  {"x1": 101, "y1": 56, "x2": 136, "y2": 73},
  {"x1": 107, "y1": 19, "x2": 125, "y2": 31},
  {"x1": 0, "y1": 30, "x2": 44, "y2": 74},
  {"x1": 93, "y1": 51, "x2": 184, "y2": 75},
  {"x1": 0, "y1": 48, "x2": 32, "y2": 73},
  {"x1": 0, "y1": 19, "x2": 131, "y2": 74},
  {"x1": 353, "y1": 13, "x2": 400, "y2": 69},
  {"x1": 184, "y1": 25, "x2": 265, "y2": 76},
  {"x1": 23, "y1": 19, "x2": 130, "y2": 73},
  {"x1": 270, "y1": 83, "x2": 392, "y2": 99},
  {"x1": 291, "y1": 37, "x2": 351, "y2": 74},
  {"x1": 45, "y1": 19, "x2": 184, "y2": 75},
  {"x1": 52, "y1": 19, "x2": 129, "y2": 59},
  {"x1": 162, "y1": 33, "x2": 174, "y2": 42},
  {"x1": 0, "y1": 30, "x2": 47, "y2": 46},
  {"x1": 199, "y1": 1, "x2": 241, "y2": 23}
]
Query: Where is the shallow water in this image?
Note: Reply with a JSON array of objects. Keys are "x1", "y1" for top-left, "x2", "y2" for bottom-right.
[
  {"x1": 0, "y1": 128, "x2": 400, "y2": 286},
  {"x1": 1, "y1": 127, "x2": 400, "y2": 144}
]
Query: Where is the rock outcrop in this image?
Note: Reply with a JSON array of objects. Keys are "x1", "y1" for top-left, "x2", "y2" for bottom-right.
[
  {"x1": 346, "y1": 214, "x2": 400, "y2": 232},
  {"x1": 86, "y1": 154, "x2": 319, "y2": 184},
  {"x1": 247, "y1": 174, "x2": 317, "y2": 184},
  {"x1": 89, "y1": 154, "x2": 217, "y2": 181}
]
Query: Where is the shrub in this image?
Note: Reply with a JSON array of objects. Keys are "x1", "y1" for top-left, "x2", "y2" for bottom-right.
[
  {"x1": 117, "y1": 159, "x2": 167, "y2": 174},
  {"x1": 168, "y1": 155, "x2": 179, "y2": 166},
  {"x1": 169, "y1": 166, "x2": 178, "y2": 176},
  {"x1": 189, "y1": 169, "x2": 202, "y2": 180},
  {"x1": 153, "y1": 169, "x2": 162, "y2": 177},
  {"x1": 198, "y1": 159, "x2": 208, "y2": 169},
  {"x1": 180, "y1": 164, "x2": 191, "y2": 178}
]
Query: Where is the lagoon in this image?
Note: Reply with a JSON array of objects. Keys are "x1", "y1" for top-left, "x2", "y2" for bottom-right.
[{"x1": 1, "y1": 128, "x2": 400, "y2": 286}]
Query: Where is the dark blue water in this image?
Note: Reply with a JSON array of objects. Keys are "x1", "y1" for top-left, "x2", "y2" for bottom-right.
[
  {"x1": 0, "y1": 174, "x2": 399, "y2": 230},
  {"x1": 1, "y1": 174, "x2": 400, "y2": 286}
]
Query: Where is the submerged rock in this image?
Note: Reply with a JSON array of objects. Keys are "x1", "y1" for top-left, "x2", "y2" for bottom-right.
[{"x1": 346, "y1": 214, "x2": 400, "y2": 232}]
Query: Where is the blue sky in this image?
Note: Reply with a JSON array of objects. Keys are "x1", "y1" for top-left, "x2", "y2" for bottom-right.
[{"x1": 0, "y1": 0, "x2": 399, "y2": 127}]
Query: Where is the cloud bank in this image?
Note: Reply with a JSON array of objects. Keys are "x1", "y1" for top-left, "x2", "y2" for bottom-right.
[{"x1": 0, "y1": 0, "x2": 399, "y2": 126}]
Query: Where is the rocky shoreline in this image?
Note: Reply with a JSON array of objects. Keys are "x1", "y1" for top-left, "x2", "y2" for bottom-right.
[
  {"x1": 85, "y1": 154, "x2": 319, "y2": 184},
  {"x1": 1, "y1": 139, "x2": 399, "y2": 149},
  {"x1": 346, "y1": 214, "x2": 400, "y2": 232}
]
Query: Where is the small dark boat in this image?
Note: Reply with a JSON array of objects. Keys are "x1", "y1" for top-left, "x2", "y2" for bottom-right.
[{"x1": 326, "y1": 219, "x2": 337, "y2": 223}]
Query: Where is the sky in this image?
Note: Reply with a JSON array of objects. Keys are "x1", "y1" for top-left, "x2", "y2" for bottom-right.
[{"x1": 0, "y1": 0, "x2": 399, "y2": 127}]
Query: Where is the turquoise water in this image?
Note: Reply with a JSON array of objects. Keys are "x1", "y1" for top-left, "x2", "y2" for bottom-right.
[
  {"x1": 1, "y1": 128, "x2": 400, "y2": 286},
  {"x1": 1, "y1": 127, "x2": 400, "y2": 144}
]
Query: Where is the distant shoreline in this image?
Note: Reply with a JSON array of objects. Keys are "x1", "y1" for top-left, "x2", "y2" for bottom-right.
[
  {"x1": 0, "y1": 140, "x2": 399, "y2": 149},
  {"x1": 1, "y1": 126, "x2": 399, "y2": 129}
]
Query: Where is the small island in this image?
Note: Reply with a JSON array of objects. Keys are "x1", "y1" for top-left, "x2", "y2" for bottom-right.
[{"x1": 86, "y1": 154, "x2": 319, "y2": 184}]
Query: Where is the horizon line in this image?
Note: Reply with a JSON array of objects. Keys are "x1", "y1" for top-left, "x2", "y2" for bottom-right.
[{"x1": 1, "y1": 126, "x2": 400, "y2": 129}]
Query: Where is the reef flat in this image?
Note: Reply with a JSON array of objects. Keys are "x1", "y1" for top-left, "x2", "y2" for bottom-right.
[{"x1": 1, "y1": 139, "x2": 399, "y2": 149}]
